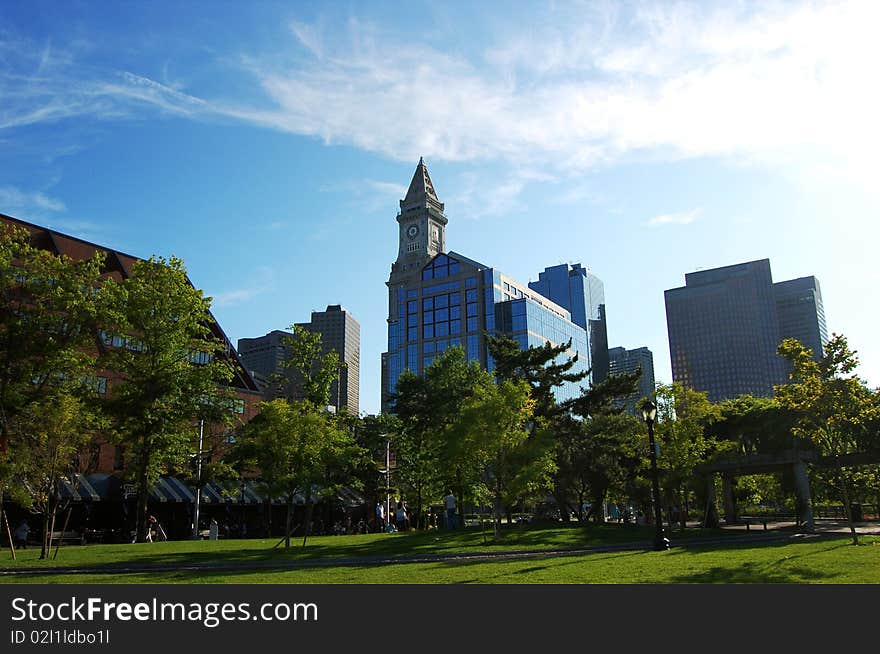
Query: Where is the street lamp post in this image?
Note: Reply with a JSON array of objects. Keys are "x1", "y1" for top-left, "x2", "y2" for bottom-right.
[
  {"x1": 192, "y1": 419, "x2": 204, "y2": 540},
  {"x1": 641, "y1": 401, "x2": 670, "y2": 551},
  {"x1": 377, "y1": 436, "x2": 391, "y2": 534}
]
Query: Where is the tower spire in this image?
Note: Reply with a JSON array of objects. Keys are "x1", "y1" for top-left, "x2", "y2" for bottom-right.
[{"x1": 400, "y1": 157, "x2": 444, "y2": 213}]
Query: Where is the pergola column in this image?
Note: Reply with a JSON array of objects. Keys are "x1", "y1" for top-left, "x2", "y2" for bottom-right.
[
  {"x1": 703, "y1": 474, "x2": 720, "y2": 528},
  {"x1": 722, "y1": 474, "x2": 737, "y2": 524}
]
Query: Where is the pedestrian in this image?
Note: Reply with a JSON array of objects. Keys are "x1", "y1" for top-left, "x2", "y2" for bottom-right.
[
  {"x1": 13, "y1": 520, "x2": 30, "y2": 549},
  {"x1": 395, "y1": 501, "x2": 408, "y2": 532},
  {"x1": 145, "y1": 515, "x2": 158, "y2": 542},
  {"x1": 444, "y1": 491, "x2": 457, "y2": 529},
  {"x1": 376, "y1": 501, "x2": 385, "y2": 532}
]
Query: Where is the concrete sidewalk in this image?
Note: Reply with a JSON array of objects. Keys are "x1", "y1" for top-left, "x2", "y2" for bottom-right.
[{"x1": 720, "y1": 519, "x2": 880, "y2": 536}]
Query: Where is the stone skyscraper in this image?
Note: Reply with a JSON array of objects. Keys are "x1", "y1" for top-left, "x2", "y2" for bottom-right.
[{"x1": 239, "y1": 305, "x2": 360, "y2": 414}]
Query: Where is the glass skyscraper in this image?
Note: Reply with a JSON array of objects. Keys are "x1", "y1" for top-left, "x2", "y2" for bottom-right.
[
  {"x1": 774, "y1": 277, "x2": 827, "y2": 360},
  {"x1": 529, "y1": 263, "x2": 609, "y2": 384},
  {"x1": 664, "y1": 259, "x2": 827, "y2": 402}
]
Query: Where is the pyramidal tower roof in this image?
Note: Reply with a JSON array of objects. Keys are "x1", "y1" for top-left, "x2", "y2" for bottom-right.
[{"x1": 400, "y1": 157, "x2": 445, "y2": 214}]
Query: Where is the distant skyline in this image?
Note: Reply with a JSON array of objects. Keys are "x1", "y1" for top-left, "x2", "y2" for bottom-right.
[{"x1": 2, "y1": 1, "x2": 879, "y2": 414}]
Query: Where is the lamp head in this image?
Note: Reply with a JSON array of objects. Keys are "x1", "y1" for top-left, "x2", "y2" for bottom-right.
[{"x1": 641, "y1": 400, "x2": 657, "y2": 423}]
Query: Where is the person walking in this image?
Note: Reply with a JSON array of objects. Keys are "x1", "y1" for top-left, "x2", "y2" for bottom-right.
[{"x1": 444, "y1": 491, "x2": 457, "y2": 529}]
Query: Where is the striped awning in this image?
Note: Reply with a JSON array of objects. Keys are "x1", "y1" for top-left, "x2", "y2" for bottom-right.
[
  {"x1": 58, "y1": 473, "x2": 101, "y2": 501},
  {"x1": 148, "y1": 477, "x2": 189, "y2": 503}
]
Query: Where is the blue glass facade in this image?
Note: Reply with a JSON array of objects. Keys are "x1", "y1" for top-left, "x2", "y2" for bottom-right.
[
  {"x1": 529, "y1": 263, "x2": 608, "y2": 383},
  {"x1": 495, "y1": 297, "x2": 592, "y2": 404},
  {"x1": 383, "y1": 252, "x2": 593, "y2": 409}
]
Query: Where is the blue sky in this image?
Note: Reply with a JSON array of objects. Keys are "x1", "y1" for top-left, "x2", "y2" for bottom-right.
[{"x1": 2, "y1": 1, "x2": 879, "y2": 415}]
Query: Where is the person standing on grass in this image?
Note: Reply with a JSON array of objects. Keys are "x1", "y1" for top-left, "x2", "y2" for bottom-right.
[
  {"x1": 14, "y1": 520, "x2": 30, "y2": 549},
  {"x1": 376, "y1": 501, "x2": 385, "y2": 532},
  {"x1": 444, "y1": 491, "x2": 457, "y2": 529},
  {"x1": 395, "y1": 501, "x2": 408, "y2": 532}
]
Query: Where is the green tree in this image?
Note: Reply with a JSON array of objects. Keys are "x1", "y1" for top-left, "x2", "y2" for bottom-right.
[
  {"x1": 709, "y1": 395, "x2": 797, "y2": 456},
  {"x1": 349, "y1": 412, "x2": 401, "y2": 531},
  {"x1": 0, "y1": 224, "x2": 105, "y2": 550},
  {"x1": 280, "y1": 325, "x2": 345, "y2": 408},
  {"x1": 489, "y1": 334, "x2": 642, "y2": 520},
  {"x1": 99, "y1": 256, "x2": 234, "y2": 542},
  {"x1": 391, "y1": 348, "x2": 491, "y2": 528},
  {"x1": 557, "y1": 412, "x2": 644, "y2": 523},
  {"x1": 10, "y1": 387, "x2": 105, "y2": 558},
  {"x1": 232, "y1": 399, "x2": 360, "y2": 548},
  {"x1": 776, "y1": 334, "x2": 879, "y2": 544},
  {"x1": 454, "y1": 379, "x2": 551, "y2": 540},
  {"x1": 653, "y1": 383, "x2": 722, "y2": 532},
  {"x1": 487, "y1": 334, "x2": 587, "y2": 420}
]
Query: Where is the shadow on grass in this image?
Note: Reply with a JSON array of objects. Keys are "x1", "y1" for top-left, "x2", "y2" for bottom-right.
[
  {"x1": 667, "y1": 562, "x2": 835, "y2": 583},
  {"x1": 0, "y1": 522, "x2": 803, "y2": 574}
]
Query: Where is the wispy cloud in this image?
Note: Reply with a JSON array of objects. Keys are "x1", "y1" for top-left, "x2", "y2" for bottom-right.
[
  {"x1": 647, "y1": 208, "x2": 702, "y2": 227},
  {"x1": 211, "y1": 288, "x2": 263, "y2": 308},
  {"x1": 225, "y1": 2, "x2": 879, "y2": 193},
  {"x1": 210, "y1": 267, "x2": 275, "y2": 308},
  {"x1": 0, "y1": 185, "x2": 66, "y2": 214},
  {"x1": 2, "y1": 2, "x2": 878, "y2": 196}
]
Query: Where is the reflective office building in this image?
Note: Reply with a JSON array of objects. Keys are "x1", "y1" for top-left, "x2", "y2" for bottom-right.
[
  {"x1": 664, "y1": 259, "x2": 827, "y2": 402},
  {"x1": 529, "y1": 263, "x2": 609, "y2": 384},
  {"x1": 608, "y1": 346, "x2": 655, "y2": 415},
  {"x1": 381, "y1": 160, "x2": 597, "y2": 410}
]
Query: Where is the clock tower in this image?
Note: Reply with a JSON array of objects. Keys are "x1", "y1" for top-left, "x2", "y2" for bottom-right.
[{"x1": 390, "y1": 157, "x2": 447, "y2": 282}]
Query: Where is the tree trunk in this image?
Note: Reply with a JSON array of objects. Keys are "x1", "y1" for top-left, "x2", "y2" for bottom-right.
[
  {"x1": 41, "y1": 497, "x2": 58, "y2": 560},
  {"x1": 53, "y1": 506, "x2": 72, "y2": 560},
  {"x1": 1, "y1": 502, "x2": 15, "y2": 560},
  {"x1": 839, "y1": 476, "x2": 859, "y2": 546},
  {"x1": 301, "y1": 487, "x2": 314, "y2": 548},
  {"x1": 135, "y1": 439, "x2": 151, "y2": 543},
  {"x1": 284, "y1": 494, "x2": 293, "y2": 550},
  {"x1": 592, "y1": 491, "x2": 606, "y2": 524}
]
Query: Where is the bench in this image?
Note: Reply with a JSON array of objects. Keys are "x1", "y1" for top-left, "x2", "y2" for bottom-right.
[
  {"x1": 50, "y1": 530, "x2": 84, "y2": 545},
  {"x1": 741, "y1": 515, "x2": 797, "y2": 531}
]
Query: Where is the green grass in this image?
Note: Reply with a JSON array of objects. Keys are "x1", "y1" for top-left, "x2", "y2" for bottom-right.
[
  {"x1": 0, "y1": 522, "x2": 735, "y2": 570},
  {"x1": 2, "y1": 525, "x2": 877, "y2": 584}
]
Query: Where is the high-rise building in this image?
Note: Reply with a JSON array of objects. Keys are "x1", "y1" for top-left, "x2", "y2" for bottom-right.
[
  {"x1": 238, "y1": 305, "x2": 360, "y2": 414},
  {"x1": 529, "y1": 263, "x2": 609, "y2": 384},
  {"x1": 298, "y1": 305, "x2": 360, "y2": 415},
  {"x1": 664, "y1": 259, "x2": 827, "y2": 402},
  {"x1": 381, "y1": 159, "x2": 597, "y2": 410},
  {"x1": 237, "y1": 329, "x2": 290, "y2": 397},
  {"x1": 608, "y1": 346, "x2": 655, "y2": 415},
  {"x1": 774, "y1": 277, "x2": 827, "y2": 360}
]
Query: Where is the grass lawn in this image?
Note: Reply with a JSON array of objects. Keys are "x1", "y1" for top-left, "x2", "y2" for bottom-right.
[
  {"x1": 0, "y1": 522, "x2": 735, "y2": 570},
  {"x1": 1, "y1": 524, "x2": 877, "y2": 584}
]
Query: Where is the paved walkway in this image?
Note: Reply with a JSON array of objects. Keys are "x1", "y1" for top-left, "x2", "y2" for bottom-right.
[{"x1": 719, "y1": 518, "x2": 880, "y2": 536}]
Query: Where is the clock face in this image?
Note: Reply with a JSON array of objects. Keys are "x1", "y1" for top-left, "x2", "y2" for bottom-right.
[{"x1": 406, "y1": 224, "x2": 419, "y2": 239}]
